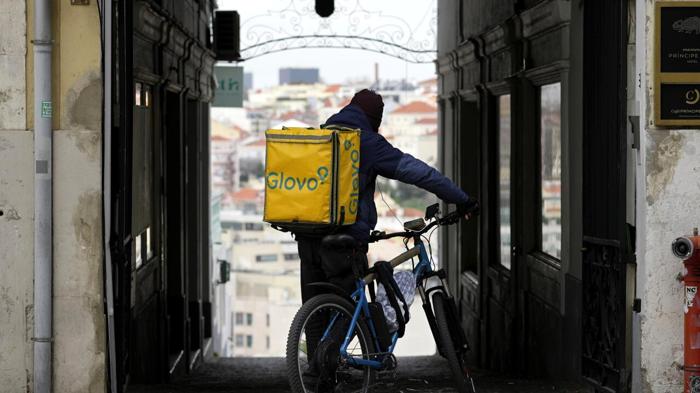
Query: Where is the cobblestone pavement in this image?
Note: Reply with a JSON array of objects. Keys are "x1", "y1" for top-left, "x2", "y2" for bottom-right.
[{"x1": 129, "y1": 356, "x2": 592, "y2": 393}]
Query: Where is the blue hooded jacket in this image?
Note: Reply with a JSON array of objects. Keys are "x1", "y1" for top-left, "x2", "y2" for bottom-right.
[{"x1": 325, "y1": 104, "x2": 469, "y2": 242}]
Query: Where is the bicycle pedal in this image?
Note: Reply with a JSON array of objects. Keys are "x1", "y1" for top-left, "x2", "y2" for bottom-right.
[{"x1": 380, "y1": 353, "x2": 398, "y2": 371}]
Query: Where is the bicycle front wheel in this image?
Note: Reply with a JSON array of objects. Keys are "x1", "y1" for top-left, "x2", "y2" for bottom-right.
[
  {"x1": 432, "y1": 292, "x2": 476, "y2": 393},
  {"x1": 286, "y1": 293, "x2": 376, "y2": 393}
]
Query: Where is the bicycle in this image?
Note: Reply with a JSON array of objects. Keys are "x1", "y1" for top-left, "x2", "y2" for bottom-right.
[{"x1": 286, "y1": 203, "x2": 477, "y2": 393}]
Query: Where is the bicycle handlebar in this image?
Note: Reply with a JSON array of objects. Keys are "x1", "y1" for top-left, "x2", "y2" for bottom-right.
[{"x1": 368, "y1": 209, "x2": 464, "y2": 243}]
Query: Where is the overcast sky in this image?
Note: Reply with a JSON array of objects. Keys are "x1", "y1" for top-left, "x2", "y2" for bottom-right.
[{"x1": 217, "y1": 0, "x2": 437, "y2": 88}]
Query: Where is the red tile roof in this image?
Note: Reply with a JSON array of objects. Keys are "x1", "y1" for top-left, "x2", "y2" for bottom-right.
[
  {"x1": 415, "y1": 117, "x2": 438, "y2": 125},
  {"x1": 230, "y1": 188, "x2": 260, "y2": 201},
  {"x1": 279, "y1": 111, "x2": 304, "y2": 121},
  {"x1": 403, "y1": 207, "x2": 423, "y2": 218},
  {"x1": 325, "y1": 84, "x2": 341, "y2": 93},
  {"x1": 392, "y1": 101, "x2": 437, "y2": 114},
  {"x1": 245, "y1": 138, "x2": 266, "y2": 147}
]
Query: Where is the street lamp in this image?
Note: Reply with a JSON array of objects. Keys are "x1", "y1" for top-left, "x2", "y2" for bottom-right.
[{"x1": 315, "y1": 0, "x2": 334, "y2": 17}]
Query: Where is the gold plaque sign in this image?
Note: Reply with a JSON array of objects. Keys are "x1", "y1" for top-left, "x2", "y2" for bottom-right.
[{"x1": 655, "y1": 2, "x2": 700, "y2": 126}]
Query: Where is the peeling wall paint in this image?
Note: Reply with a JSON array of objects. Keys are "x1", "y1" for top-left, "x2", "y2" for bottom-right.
[
  {"x1": 64, "y1": 71, "x2": 103, "y2": 132},
  {"x1": 635, "y1": 0, "x2": 700, "y2": 393},
  {"x1": 0, "y1": 132, "x2": 34, "y2": 391},
  {"x1": 638, "y1": 2, "x2": 700, "y2": 392},
  {"x1": 53, "y1": 129, "x2": 104, "y2": 392},
  {"x1": 1, "y1": 1, "x2": 106, "y2": 391},
  {"x1": 639, "y1": 157, "x2": 699, "y2": 391},
  {"x1": 645, "y1": 131, "x2": 685, "y2": 205},
  {"x1": 0, "y1": 4, "x2": 31, "y2": 390},
  {"x1": 0, "y1": 1, "x2": 27, "y2": 131}
]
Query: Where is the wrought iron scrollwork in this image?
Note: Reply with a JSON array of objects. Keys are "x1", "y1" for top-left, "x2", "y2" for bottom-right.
[
  {"x1": 239, "y1": 0, "x2": 437, "y2": 63},
  {"x1": 582, "y1": 236, "x2": 630, "y2": 392}
]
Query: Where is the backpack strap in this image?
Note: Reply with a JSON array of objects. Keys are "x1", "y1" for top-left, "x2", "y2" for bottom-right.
[
  {"x1": 368, "y1": 281, "x2": 376, "y2": 303},
  {"x1": 374, "y1": 261, "x2": 411, "y2": 338}
]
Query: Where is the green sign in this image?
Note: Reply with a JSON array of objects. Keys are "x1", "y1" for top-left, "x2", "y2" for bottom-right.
[
  {"x1": 41, "y1": 101, "x2": 52, "y2": 118},
  {"x1": 213, "y1": 66, "x2": 243, "y2": 108}
]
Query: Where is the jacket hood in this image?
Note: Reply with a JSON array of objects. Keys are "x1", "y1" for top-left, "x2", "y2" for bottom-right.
[{"x1": 324, "y1": 104, "x2": 374, "y2": 133}]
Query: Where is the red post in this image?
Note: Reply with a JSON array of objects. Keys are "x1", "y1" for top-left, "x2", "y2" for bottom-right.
[{"x1": 673, "y1": 229, "x2": 700, "y2": 393}]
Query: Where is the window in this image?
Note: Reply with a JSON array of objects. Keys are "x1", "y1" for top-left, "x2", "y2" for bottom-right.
[
  {"x1": 229, "y1": 222, "x2": 244, "y2": 231},
  {"x1": 235, "y1": 312, "x2": 244, "y2": 325},
  {"x1": 246, "y1": 313, "x2": 253, "y2": 326},
  {"x1": 132, "y1": 81, "x2": 154, "y2": 267},
  {"x1": 235, "y1": 334, "x2": 244, "y2": 347},
  {"x1": 256, "y1": 254, "x2": 278, "y2": 263},
  {"x1": 266, "y1": 336, "x2": 270, "y2": 349},
  {"x1": 283, "y1": 253, "x2": 299, "y2": 261},
  {"x1": 146, "y1": 226, "x2": 154, "y2": 260},
  {"x1": 498, "y1": 95, "x2": 512, "y2": 269},
  {"x1": 134, "y1": 233, "x2": 143, "y2": 268},
  {"x1": 266, "y1": 313, "x2": 270, "y2": 327},
  {"x1": 540, "y1": 83, "x2": 562, "y2": 259},
  {"x1": 245, "y1": 222, "x2": 264, "y2": 231},
  {"x1": 246, "y1": 335, "x2": 253, "y2": 348}
]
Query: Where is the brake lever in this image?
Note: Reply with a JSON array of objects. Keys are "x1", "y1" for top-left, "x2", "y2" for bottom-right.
[{"x1": 369, "y1": 230, "x2": 386, "y2": 242}]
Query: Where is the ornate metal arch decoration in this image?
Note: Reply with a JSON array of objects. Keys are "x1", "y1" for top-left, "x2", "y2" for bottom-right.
[{"x1": 239, "y1": 0, "x2": 437, "y2": 64}]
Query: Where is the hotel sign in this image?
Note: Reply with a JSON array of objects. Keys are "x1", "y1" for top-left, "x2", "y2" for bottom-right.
[
  {"x1": 655, "y1": 2, "x2": 700, "y2": 126},
  {"x1": 213, "y1": 65, "x2": 243, "y2": 108}
]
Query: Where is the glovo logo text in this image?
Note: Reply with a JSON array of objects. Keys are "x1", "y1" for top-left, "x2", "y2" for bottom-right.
[
  {"x1": 267, "y1": 166, "x2": 329, "y2": 192},
  {"x1": 349, "y1": 148, "x2": 360, "y2": 215}
]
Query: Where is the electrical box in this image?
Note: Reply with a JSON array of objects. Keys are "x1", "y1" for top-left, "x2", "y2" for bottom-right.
[{"x1": 214, "y1": 10, "x2": 240, "y2": 61}]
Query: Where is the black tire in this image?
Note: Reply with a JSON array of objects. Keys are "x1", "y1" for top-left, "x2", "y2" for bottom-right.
[
  {"x1": 433, "y1": 292, "x2": 475, "y2": 393},
  {"x1": 286, "y1": 294, "x2": 376, "y2": 393}
]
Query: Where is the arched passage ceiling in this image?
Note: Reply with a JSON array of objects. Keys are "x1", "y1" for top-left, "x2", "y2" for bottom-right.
[{"x1": 239, "y1": 0, "x2": 437, "y2": 63}]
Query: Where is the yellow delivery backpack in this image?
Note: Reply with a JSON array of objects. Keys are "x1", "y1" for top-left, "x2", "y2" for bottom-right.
[{"x1": 263, "y1": 125, "x2": 361, "y2": 234}]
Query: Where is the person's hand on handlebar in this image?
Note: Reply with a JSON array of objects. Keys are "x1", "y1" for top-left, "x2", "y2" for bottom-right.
[{"x1": 457, "y1": 198, "x2": 480, "y2": 220}]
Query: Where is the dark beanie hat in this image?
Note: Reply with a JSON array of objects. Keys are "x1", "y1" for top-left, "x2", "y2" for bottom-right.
[{"x1": 350, "y1": 89, "x2": 384, "y2": 132}]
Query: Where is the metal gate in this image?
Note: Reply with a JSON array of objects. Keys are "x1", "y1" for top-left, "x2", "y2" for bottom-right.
[
  {"x1": 581, "y1": 0, "x2": 634, "y2": 391},
  {"x1": 582, "y1": 238, "x2": 633, "y2": 392}
]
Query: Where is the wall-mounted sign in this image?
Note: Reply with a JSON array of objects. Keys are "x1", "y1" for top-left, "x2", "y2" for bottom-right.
[
  {"x1": 659, "y1": 83, "x2": 700, "y2": 121},
  {"x1": 655, "y1": 2, "x2": 700, "y2": 126},
  {"x1": 213, "y1": 65, "x2": 243, "y2": 108}
]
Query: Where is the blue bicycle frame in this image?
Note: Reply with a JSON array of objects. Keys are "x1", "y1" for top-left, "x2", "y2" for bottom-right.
[{"x1": 324, "y1": 237, "x2": 434, "y2": 369}]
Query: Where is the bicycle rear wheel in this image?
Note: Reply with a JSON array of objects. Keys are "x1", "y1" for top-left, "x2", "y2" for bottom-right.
[
  {"x1": 286, "y1": 293, "x2": 376, "y2": 393},
  {"x1": 432, "y1": 292, "x2": 476, "y2": 393}
]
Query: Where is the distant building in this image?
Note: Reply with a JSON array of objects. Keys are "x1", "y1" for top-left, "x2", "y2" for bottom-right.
[
  {"x1": 243, "y1": 73, "x2": 254, "y2": 100},
  {"x1": 383, "y1": 101, "x2": 438, "y2": 137},
  {"x1": 279, "y1": 67, "x2": 320, "y2": 85},
  {"x1": 244, "y1": 72, "x2": 254, "y2": 91},
  {"x1": 211, "y1": 135, "x2": 237, "y2": 192}
]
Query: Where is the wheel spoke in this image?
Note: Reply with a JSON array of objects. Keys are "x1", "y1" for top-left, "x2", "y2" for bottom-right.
[{"x1": 288, "y1": 296, "x2": 375, "y2": 393}]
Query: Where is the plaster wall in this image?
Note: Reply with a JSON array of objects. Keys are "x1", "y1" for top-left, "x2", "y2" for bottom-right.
[
  {"x1": 637, "y1": 1, "x2": 700, "y2": 392},
  {"x1": 0, "y1": 1, "x2": 33, "y2": 391},
  {"x1": 48, "y1": 2, "x2": 106, "y2": 391},
  {"x1": 1, "y1": 1, "x2": 105, "y2": 392}
]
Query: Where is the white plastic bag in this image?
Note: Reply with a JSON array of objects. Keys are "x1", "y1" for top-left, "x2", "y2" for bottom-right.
[{"x1": 375, "y1": 271, "x2": 416, "y2": 332}]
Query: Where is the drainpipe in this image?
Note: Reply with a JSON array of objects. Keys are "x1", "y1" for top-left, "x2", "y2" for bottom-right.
[
  {"x1": 33, "y1": 0, "x2": 53, "y2": 392},
  {"x1": 101, "y1": 0, "x2": 118, "y2": 391}
]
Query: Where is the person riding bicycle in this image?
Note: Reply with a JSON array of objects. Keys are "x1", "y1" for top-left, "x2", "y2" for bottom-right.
[{"x1": 296, "y1": 89, "x2": 479, "y2": 378}]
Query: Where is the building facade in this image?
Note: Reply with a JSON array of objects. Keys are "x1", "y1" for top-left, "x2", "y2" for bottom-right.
[
  {"x1": 437, "y1": 0, "x2": 700, "y2": 392},
  {"x1": 279, "y1": 67, "x2": 320, "y2": 85},
  {"x1": 0, "y1": 1, "x2": 218, "y2": 392},
  {"x1": 0, "y1": 2, "x2": 106, "y2": 391}
]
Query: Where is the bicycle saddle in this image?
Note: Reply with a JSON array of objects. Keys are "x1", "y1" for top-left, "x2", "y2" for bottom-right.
[{"x1": 321, "y1": 234, "x2": 357, "y2": 250}]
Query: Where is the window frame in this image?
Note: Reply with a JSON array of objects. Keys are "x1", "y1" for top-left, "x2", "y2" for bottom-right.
[
  {"x1": 523, "y1": 67, "x2": 566, "y2": 269},
  {"x1": 493, "y1": 90, "x2": 513, "y2": 271},
  {"x1": 537, "y1": 81, "x2": 563, "y2": 261},
  {"x1": 255, "y1": 254, "x2": 278, "y2": 263}
]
